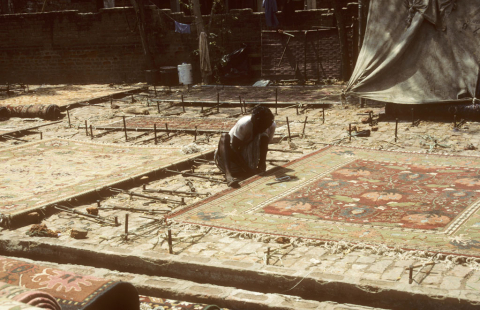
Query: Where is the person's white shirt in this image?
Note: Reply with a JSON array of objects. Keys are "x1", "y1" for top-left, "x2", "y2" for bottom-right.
[{"x1": 229, "y1": 115, "x2": 276, "y2": 145}]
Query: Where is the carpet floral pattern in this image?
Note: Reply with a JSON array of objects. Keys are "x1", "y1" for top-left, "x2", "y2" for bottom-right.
[
  {"x1": 0, "y1": 256, "x2": 138, "y2": 310},
  {"x1": 104, "y1": 116, "x2": 286, "y2": 132},
  {"x1": 0, "y1": 138, "x2": 211, "y2": 218},
  {"x1": 171, "y1": 146, "x2": 480, "y2": 256}
]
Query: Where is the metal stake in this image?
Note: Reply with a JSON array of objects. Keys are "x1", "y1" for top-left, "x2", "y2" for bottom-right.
[
  {"x1": 408, "y1": 265, "x2": 414, "y2": 284},
  {"x1": 131, "y1": 95, "x2": 134, "y2": 103},
  {"x1": 125, "y1": 213, "x2": 129, "y2": 240},
  {"x1": 165, "y1": 123, "x2": 169, "y2": 136},
  {"x1": 114, "y1": 216, "x2": 119, "y2": 226},
  {"x1": 454, "y1": 114, "x2": 457, "y2": 128},
  {"x1": 90, "y1": 125, "x2": 93, "y2": 139},
  {"x1": 123, "y1": 116, "x2": 128, "y2": 141},
  {"x1": 39, "y1": 131, "x2": 43, "y2": 140},
  {"x1": 395, "y1": 118, "x2": 398, "y2": 142},
  {"x1": 85, "y1": 120, "x2": 88, "y2": 136},
  {"x1": 286, "y1": 117, "x2": 291, "y2": 141},
  {"x1": 157, "y1": 102, "x2": 160, "y2": 113},
  {"x1": 322, "y1": 107, "x2": 325, "y2": 124},
  {"x1": 217, "y1": 93, "x2": 220, "y2": 113},
  {"x1": 296, "y1": 105, "x2": 299, "y2": 115},
  {"x1": 194, "y1": 126, "x2": 197, "y2": 141},
  {"x1": 349, "y1": 123, "x2": 352, "y2": 142},
  {"x1": 181, "y1": 94, "x2": 185, "y2": 112},
  {"x1": 266, "y1": 247, "x2": 270, "y2": 265},
  {"x1": 302, "y1": 116, "x2": 308, "y2": 138},
  {"x1": 239, "y1": 96, "x2": 243, "y2": 114},
  {"x1": 168, "y1": 229, "x2": 173, "y2": 254},
  {"x1": 411, "y1": 108, "x2": 414, "y2": 126},
  {"x1": 67, "y1": 109, "x2": 71, "y2": 128},
  {"x1": 154, "y1": 124, "x2": 157, "y2": 145},
  {"x1": 275, "y1": 88, "x2": 278, "y2": 115}
]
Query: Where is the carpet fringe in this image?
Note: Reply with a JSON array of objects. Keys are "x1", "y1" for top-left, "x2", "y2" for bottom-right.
[{"x1": 169, "y1": 221, "x2": 480, "y2": 270}]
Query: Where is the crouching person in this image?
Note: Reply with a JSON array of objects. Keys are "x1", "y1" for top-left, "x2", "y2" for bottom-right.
[{"x1": 215, "y1": 106, "x2": 276, "y2": 188}]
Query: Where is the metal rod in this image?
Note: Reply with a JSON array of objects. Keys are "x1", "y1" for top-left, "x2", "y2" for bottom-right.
[
  {"x1": 109, "y1": 187, "x2": 184, "y2": 204},
  {"x1": 123, "y1": 116, "x2": 128, "y2": 141},
  {"x1": 165, "y1": 123, "x2": 169, "y2": 136},
  {"x1": 217, "y1": 93, "x2": 220, "y2": 113},
  {"x1": 157, "y1": 102, "x2": 160, "y2": 113},
  {"x1": 54, "y1": 205, "x2": 115, "y2": 225},
  {"x1": 168, "y1": 229, "x2": 173, "y2": 254},
  {"x1": 154, "y1": 123, "x2": 157, "y2": 145},
  {"x1": 67, "y1": 109, "x2": 71, "y2": 128},
  {"x1": 131, "y1": 95, "x2": 134, "y2": 103},
  {"x1": 181, "y1": 94, "x2": 185, "y2": 112},
  {"x1": 125, "y1": 213, "x2": 129, "y2": 240},
  {"x1": 286, "y1": 117, "x2": 291, "y2": 141},
  {"x1": 296, "y1": 105, "x2": 299, "y2": 115},
  {"x1": 194, "y1": 126, "x2": 197, "y2": 141},
  {"x1": 395, "y1": 118, "x2": 398, "y2": 142},
  {"x1": 100, "y1": 205, "x2": 170, "y2": 213},
  {"x1": 349, "y1": 124, "x2": 352, "y2": 142},
  {"x1": 302, "y1": 116, "x2": 308, "y2": 137},
  {"x1": 115, "y1": 216, "x2": 119, "y2": 226},
  {"x1": 409, "y1": 265, "x2": 413, "y2": 284},
  {"x1": 85, "y1": 120, "x2": 88, "y2": 136},
  {"x1": 143, "y1": 188, "x2": 210, "y2": 197},
  {"x1": 275, "y1": 88, "x2": 278, "y2": 115},
  {"x1": 323, "y1": 107, "x2": 325, "y2": 124},
  {"x1": 39, "y1": 131, "x2": 42, "y2": 140},
  {"x1": 90, "y1": 125, "x2": 93, "y2": 139},
  {"x1": 266, "y1": 247, "x2": 270, "y2": 265},
  {"x1": 268, "y1": 148, "x2": 303, "y2": 154}
]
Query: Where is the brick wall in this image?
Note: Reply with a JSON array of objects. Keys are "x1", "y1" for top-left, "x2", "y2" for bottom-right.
[{"x1": 0, "y1": 4, "x2": 358, "y2": 84}]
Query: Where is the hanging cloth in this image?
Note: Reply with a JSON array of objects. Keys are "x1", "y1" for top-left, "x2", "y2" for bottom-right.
[
  {"x1": 263, "y1": 0, "x2": 279, "y2": 28},
  {"x1": 199, "y1": 32, "x2": 212, "y2": 74},
  {"x1": 175, "y1": 21, "x2": 191, "y2": 34}
]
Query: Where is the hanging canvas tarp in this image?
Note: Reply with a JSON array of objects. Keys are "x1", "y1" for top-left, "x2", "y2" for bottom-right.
[{"x1": 346, "y1": 0, "x2": 480, "y2": 104}]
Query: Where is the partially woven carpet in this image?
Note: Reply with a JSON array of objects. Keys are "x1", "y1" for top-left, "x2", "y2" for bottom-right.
[
  {"x1": 171, "y1": 146, "x2": 480, "y2": 257},
  {"x1": 0, "y1": 138, "x2": 212, "y2": 221},
  {"x1": 0, "y1": 256, "x2": 139, "y2": 310},
  {"x1": 103, "y1": 116, "x2": 286, "y2": 132},
  {"x1": 140, "y1": 296, "x2": 225, "y2": 310}
]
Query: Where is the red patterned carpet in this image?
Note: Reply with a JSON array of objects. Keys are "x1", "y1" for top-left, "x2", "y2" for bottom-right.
[{"x1": 171, "y1": 146, "x2": 480, "y2": 257}]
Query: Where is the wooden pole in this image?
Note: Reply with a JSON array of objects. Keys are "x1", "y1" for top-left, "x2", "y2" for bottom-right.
[
  {"x1": 275, "y1": 88, "x2": 278, "y2": 115},
  {"x1": 125, "y1": 213, "x2": 129, "y2": 240},
  {"x1": 168, "y1": 229, "x2": 173, "y2": 254},
  {"x1": 286, "y1": 117, "x2": 291, "y2": 141},
  {"x1": 67, "y1": 109, "x2": 71, "y2": 128},
  {"x1": 302, "y1": 116, "x2": 308, "y2": 138},
  {"x1": 154, "y1": 123, "x2": 157, "y2": 145},
  {"x1": 123, "y1": 116, "x2": 128, "y2": 141},
  {"x1": 395, "y1": 118, "x2": 398, "y2": 142}
]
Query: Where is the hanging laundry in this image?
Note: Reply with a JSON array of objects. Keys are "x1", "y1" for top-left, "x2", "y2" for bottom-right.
[
  {"x1": 263, "y1": 0, "x2": 279, "y2": 28},
  {"x1": 199, "y1": 32, "x2": 212, "y2": 75},
  {"x1": 175, "y1": 21, "x2": 191, "y2": 34}
]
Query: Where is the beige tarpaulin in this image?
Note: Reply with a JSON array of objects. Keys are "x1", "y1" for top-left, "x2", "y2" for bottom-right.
[{"x1": 346, "y1": 0, "x2": 480, "y2": 104}]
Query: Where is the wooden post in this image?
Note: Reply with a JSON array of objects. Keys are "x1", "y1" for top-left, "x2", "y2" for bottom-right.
[
  {"x1": 168, "y1": 229, "x2": 173, "y2": 254},
  {"x1": 395, "y1": 118, "x2": 398, "y2": 142},
  {"x1": 302, "y1": 116, "x2": 308, "y2": 138},
  {"x1": 286, "y1": 117, "x2": 291, "y2": 141},
  {"x1": 125, "y1": 213, "x2": 129, "y2": 240},
  {"x1": 123, "y1": 116, "x2": 128, "y2": 141},
  {"x1": 275, "y1": 88, "x2": 278, "y2": 115},
  {"x1": 67, "y1": 108, "x2": 71, "y2": 128},
  {"x1": 154, "y1": 123, "x2": 157, "y2": 145}
]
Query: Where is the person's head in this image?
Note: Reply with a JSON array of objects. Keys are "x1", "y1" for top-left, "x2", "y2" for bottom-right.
[{"x1": 251, "y1": 106, "x2": 274, "y2": 134}]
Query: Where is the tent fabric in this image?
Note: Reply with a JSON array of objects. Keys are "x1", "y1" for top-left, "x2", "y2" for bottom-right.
[{"x1": 346, "y1": 0, "x2": 480, "y2": 104}]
